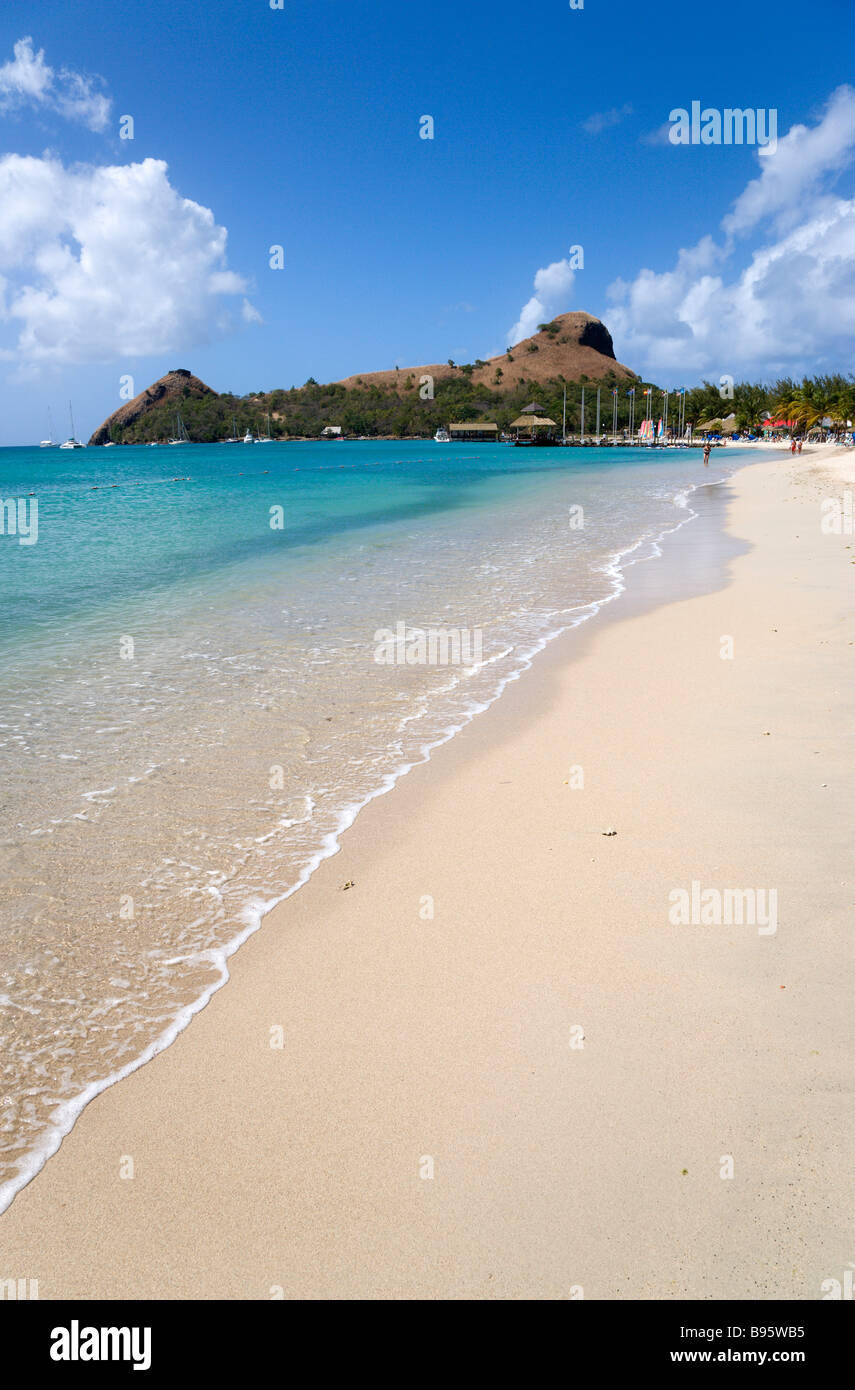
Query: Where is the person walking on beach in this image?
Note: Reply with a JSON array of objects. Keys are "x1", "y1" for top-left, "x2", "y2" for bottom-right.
[
  {"x1": 797, "y1": 438, "x2": 803, "y2": 454},
  {"x1": 703, "y1": 443, "x2": 711, "y2": 467},
  {"x1": 791, "y1": 438, "x2": 797, "y2": 454}
]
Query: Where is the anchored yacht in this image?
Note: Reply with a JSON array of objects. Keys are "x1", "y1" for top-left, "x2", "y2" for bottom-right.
[{"x1": 59, "y1": 401, "x2": 85, "y2": 448}]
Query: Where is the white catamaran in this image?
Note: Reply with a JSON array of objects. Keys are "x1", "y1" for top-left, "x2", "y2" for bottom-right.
[{"x1": 59, "y1": 401, "x2": 85, "y2": 449}]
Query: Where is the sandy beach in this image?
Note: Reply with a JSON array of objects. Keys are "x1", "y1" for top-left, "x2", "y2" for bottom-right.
[{"x1": 1, "y1": 445, "x2": 853, "y2": 1301}]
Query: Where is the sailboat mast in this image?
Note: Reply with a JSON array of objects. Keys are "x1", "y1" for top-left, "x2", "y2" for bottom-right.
[{"x1": 562, "y1": 386, "x2": 566, "y2": 445}]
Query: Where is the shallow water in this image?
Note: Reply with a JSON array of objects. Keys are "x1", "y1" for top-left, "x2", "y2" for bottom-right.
[{"x1": 0, "y1": 438, "x2": 744, "y2": 1208}]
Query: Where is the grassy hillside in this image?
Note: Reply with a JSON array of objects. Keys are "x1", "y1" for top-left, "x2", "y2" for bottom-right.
[
  {"x1": 103, "y1": 368, "x2": 654, "y2": 443},
  {"x1": 97, "y1": 368, "x2": 855, "y2": 445}
]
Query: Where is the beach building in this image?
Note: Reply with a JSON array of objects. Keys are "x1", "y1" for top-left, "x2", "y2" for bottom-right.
[
  {"x1": 448, "y1": 422, "x2": 499, "y2": 441},
  {"x1": 696, "y1": 413, "x2": 738, "y2": 438},
  {"x1": 510, "y1": 414, "x2": 558, "y2": 445},
  {"x1": 321, "y1": 425, "x2": 343, "y2": 437}
]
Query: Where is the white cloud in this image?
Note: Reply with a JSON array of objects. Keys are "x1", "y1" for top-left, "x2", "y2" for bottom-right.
[
  {"x1": 53, "y1": 69, "x2": 111, "y2": 133},
  {"x1": 508, "y1": 258, "x2": 576, "y2": 346},
  {"x1": 0, "y1": 155, "x2": 258, "y2": 370},
  {"x1": 722, "y1": 85, "x2": 855, "y2": 237},
  {"x1": 582, "y1": 103, "x2": 633, "y2": 135},
  {"x1": 639, "y1": 123, "x2": 672, "y2": 147},
  {"x1": 0, "y1": 36, "x2": 51, "y2": 101},
  {"x1": 606, "y1": 87, "x2": 855, "y2": 380},
  {"x1": 0, "y1": 36, "x2": 111, "y2": 132}
]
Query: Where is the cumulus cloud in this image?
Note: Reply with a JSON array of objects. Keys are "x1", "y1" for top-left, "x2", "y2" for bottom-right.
[
  {"x1": 606, "y1": 86, "x2": 855, "y2": 379},
  {"x1": 508, "y1": 258, "x2": 576, "y2": 346},
  {"x1": 582, "y1": 103, "x2": 633, "y2": 135},
  {"x1": 0, "y1": 155, "x2": 257, "y2": 370},
  {"x1": 0, "y1": 36, "x2": 110, "y2": 132},
  {"x1": 722, "y1": 84, "x2": 855, "y2": 237}
]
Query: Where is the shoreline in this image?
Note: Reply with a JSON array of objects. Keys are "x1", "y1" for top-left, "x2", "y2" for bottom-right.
[
  {"x1": 5, "y1": 435, "x2": 812, "y2": 449},
  {"x1": 0, "y1": 450, "x2": 738, "y2": 1220},
  {"x1": 2, "y1": 444, "x2": 853, "y2": 1298}
]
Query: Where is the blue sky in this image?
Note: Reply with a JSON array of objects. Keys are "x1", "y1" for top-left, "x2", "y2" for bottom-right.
[{"x1": 0, "y1": 0, "x2": 854, "y2": 443}]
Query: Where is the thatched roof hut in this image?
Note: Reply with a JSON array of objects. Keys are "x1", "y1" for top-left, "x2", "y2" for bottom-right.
[
  {"x1": 510, "y1": 415, "x2": 556, "y2": 430},
  {"x1": 696, "y1": 414, "x2": 737, "y2": 433}
]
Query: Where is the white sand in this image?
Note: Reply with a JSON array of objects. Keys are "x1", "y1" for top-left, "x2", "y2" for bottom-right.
[{"x1": 1, "y1": 447, "x2": 853, "y2": 1299}]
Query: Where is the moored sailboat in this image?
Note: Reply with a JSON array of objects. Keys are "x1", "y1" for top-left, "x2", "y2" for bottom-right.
[
  {"x1": 40, "y1": 407, "x2": 56, "y2": 447},
  {"x1": 168, "y1": 413, "x2": 190, "y2": 445},
  {"x1": 59, "y1": 401, "x2": 85, "y2": 449}
]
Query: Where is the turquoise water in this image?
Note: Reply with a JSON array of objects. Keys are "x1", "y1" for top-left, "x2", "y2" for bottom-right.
[{"x1": 0, "y1": 438, "x2": 741, "y2": 1210}]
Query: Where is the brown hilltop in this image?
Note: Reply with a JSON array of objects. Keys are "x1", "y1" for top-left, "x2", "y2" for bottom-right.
[
  {"x1": 88, "y1": 369, "x2": 215, "y2": 445},
  {"x1": 88, "y1": 314, "x2": 636, "y2": 443},
  {"x1": 336, "y1": 312, "x2": 637, "y2": 393}
]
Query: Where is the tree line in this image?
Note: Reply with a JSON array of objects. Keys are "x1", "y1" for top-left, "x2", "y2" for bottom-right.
[{"x1": 102, "y1": 371, "x2": 855, "y2": 443}]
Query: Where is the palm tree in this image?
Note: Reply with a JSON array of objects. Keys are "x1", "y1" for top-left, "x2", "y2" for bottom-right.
[
  {"x1": 772, "y1": 379, "x2": 829, "y2": 434},
  {"x1": 733, "y1": 382, "x2": 769, "y2": 433}
]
